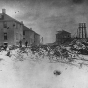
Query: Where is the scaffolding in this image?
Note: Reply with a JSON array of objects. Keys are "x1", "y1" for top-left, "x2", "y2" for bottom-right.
[{"x1": 77, "y1": 23, "x2": 87, "y2": 38}]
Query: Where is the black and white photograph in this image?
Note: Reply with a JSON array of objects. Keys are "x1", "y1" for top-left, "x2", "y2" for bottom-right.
[{"x1": 0, "y1": 0, "x2": 88, "y2": 88}]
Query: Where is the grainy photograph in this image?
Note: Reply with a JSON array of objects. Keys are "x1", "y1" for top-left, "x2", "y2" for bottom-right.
[{"x1": 0, "y1": 0, "x2": 88, "y2": 88}]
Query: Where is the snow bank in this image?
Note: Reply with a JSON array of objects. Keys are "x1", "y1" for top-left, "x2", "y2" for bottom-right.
[
  {"x1": 0, "y1": 48, "x2": 88, "y2": 88},
  {"x1": 13, "y1": 58, "x2": 88, "y2": 88}
]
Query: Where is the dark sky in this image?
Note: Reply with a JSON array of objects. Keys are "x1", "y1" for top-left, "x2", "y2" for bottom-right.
[{"x1": 0, "y1": 0, "x2": 88, "y2": 43}]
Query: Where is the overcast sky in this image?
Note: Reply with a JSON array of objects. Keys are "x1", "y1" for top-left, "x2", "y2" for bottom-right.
[{"x1": 0, "y1": 0, "x2": 88, "y2": 43}]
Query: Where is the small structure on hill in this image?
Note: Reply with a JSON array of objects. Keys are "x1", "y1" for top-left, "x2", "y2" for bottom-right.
[{"x1": 56, "y1": 30, "x2": 71, "y2": 44}]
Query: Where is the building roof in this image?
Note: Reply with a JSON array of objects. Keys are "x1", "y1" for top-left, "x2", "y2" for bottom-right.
[
  {"x1": 0, "y1": 9, "x2": 23, "y2": 25},
  {"x1": 56, "y1": 30, "x2": 71, "y2": 35},
  {"x1": 34, "y1": 31, "x2": 40, "y2": 36},
  {"x1": 0, "y1": 13, "x2": 23, "y2": 25},
  {"x1": 0, "y1": 9, "x2": 40, "y2": 36},
  {"x1": 23, "y1": 26, "x2": 33, "y2": 32},
  {"x1": 23, "y1": 25, "x2": 40, "y2": 36}
]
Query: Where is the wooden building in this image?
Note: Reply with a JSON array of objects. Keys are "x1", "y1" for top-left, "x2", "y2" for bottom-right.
[
  {"x1": 56, "y1": 30, "x2": 71, "y2": 44},
  {"x1": 0, "y1": 9, "x2": 23, "y2": 46},
  {"x1": 34, "y1": 32, "x2": 40, "y2": 46},
  {"x1": 0, "y1": 9, "x2": 40, "y2": 46},
  {"x1": 23, "y1": 27, "x2": 35, "y2": 46},
  {"x1": 23, "y1": 27, "x2": 40, "y2": 46}
]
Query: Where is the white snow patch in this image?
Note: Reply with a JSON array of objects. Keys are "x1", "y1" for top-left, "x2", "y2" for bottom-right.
[{"x1": 0, "y1": 49, "x2": 88, "y2": 88}]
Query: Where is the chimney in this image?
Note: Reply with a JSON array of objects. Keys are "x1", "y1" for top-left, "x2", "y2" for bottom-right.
[
  {"x1": 2, "y1": 9, "x2": 6, "y2": 14},
  {"x1": 21, "y1": 21, "x2": 23, "y2": 24},
  {"x1": 30, "y1": 28, "x2": 32, "y2": 30}
]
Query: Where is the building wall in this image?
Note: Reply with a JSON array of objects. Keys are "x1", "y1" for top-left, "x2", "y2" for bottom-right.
[
  {"x1": 0, "y1": 12, "x2": 23, "y2": 46},
  {"x1": 23, "y1": 30, "x2": 30, "y2": 45},
  {"x1": 0, "y1": 22, "x2": 5, "y2": 45},
  {"x1": 28, "y1": 30, "x2": 35, "y2": 45},
  {"x1": 34, "y1": 33, "x2": 40, "y2": 45},
  {"x1": 23, "y1": 29, "x2": 35, "y2": 46},
  {"x1": 14, "y1": 21, "x2": 23, "y2": 45},
  {"x1": 0, "y1": 9, "x2": 40, "y2": 46},
  {"x1": 6, "y1": 21, "x2": 14, "y2": 45},
  {"x1": 0, "y1": 21, "x2": 14, "y2": 45},
  {"x1": 23, "y1": 27, "x2": 40, "y2": 46},
  {"x1": 56, "y1": 32, "x2": 71, "y2": 44}
]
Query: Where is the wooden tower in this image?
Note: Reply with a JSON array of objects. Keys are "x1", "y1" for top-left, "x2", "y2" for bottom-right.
[{"x1": 77, "y1": 23, "x2": 87, "y2": 38}]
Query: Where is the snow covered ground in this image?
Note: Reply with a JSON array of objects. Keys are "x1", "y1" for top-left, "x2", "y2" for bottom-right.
[{"x1": 0, "y1": 48, "x2": 88, "y2": 88}]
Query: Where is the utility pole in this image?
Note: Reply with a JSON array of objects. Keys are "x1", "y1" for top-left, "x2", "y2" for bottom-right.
[
  {"x1": 40, "y1": 37, "x2": 43, "y2": 44},
  {"x1": 42, "y1": 37, "x2": 43, "y2": 44}
]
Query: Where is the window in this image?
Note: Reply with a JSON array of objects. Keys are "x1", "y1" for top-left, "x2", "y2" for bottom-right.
[
  {"x1": 3, "y1": 22, "x2": 7, "y2": 28},
  {"x1": 13, "y1": 23, "x2": 15, "y2": 27},
  {"x1": 0, "y1": 14, "x2": 2, "y2": 18},
  {"x1": 23, "y1": 31, "x2": 25, "y2": 35},
  {"x1": 0, "y1": 14, "x2": 4, "y2": 20},
  {"x1": 4, "y1": 43, "x2": 8, "y2": 46},
  {"x1": 13, "y1": 22, "x2": 17, "y2": 28},
  {"x1": 4, "y1": 33, "x2": 7, "y2": 40},
  {"x1": 23, "y1": 37, "x2": 25, "y2": 40}
]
